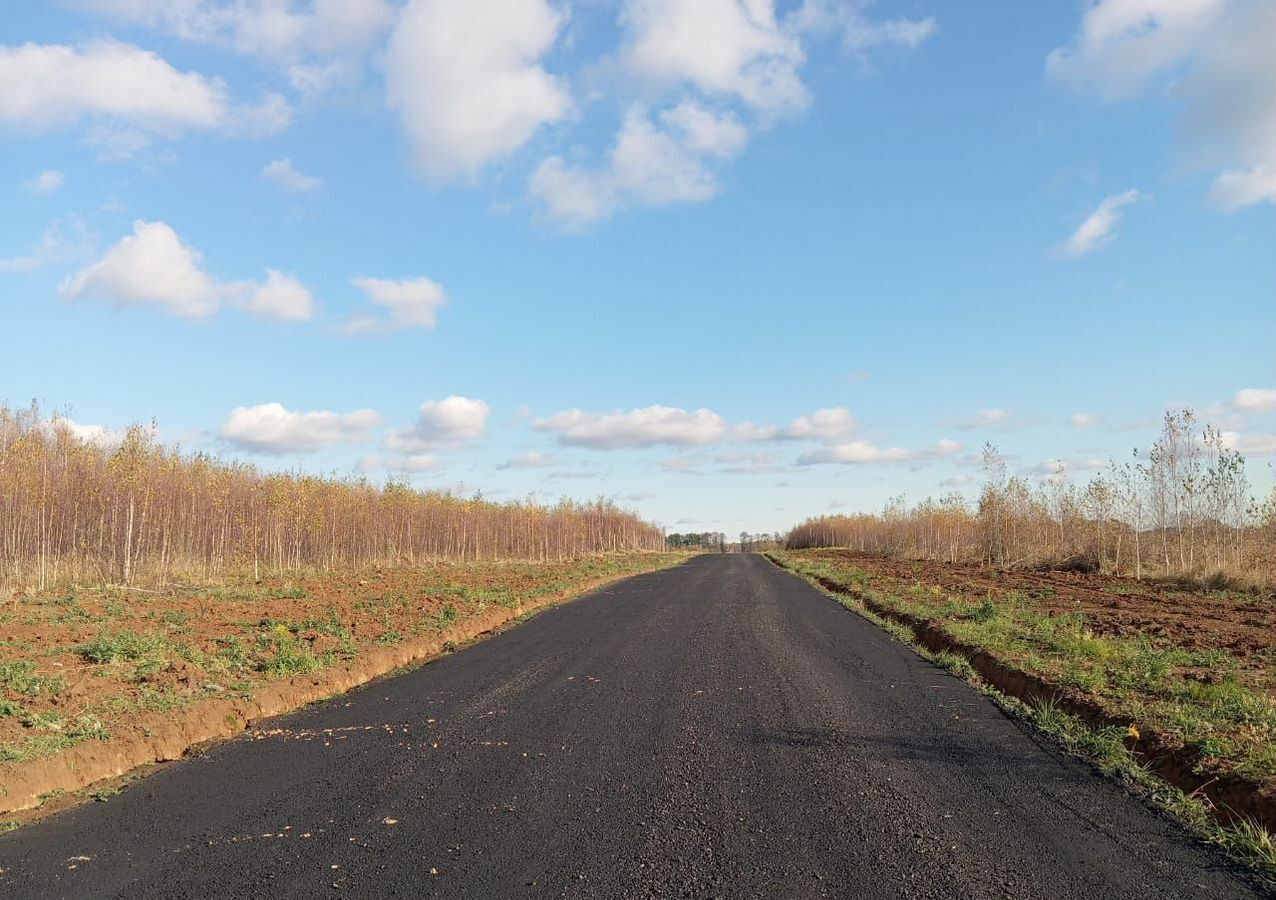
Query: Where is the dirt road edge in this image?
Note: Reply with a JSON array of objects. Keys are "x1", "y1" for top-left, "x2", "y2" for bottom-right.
[
  {"x1": 0, "y1": 561, "x2": 682, "y2": 815},
  {"x1": 763, "y1": 552, "x2": 1276, "y2": 835}
]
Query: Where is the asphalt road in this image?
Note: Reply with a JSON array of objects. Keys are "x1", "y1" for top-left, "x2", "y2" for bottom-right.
[{"x1": 0, "y1": 554, "x2": 1266, "y2": 899}]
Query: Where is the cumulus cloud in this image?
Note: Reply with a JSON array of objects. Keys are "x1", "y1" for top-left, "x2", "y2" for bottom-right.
[
  {"x1": 534, "y1": 405, "x2": 727, "y2": 449},
  {"x1": 527, "y1": 0, "x2": 934, "y2": 225},
  {"x1": 619, "y1": 0, "x2": 808, "y2": 113},
  {"x1": 44, "y1": 416, "x2": 126, "y2": 450},
  {"x1": 61, "y1": 220, "x2": 223, "y2": 317},
  {"x1": 734, "y1": 406, "x2": 857, "y2": 442},
  {"x1": 798, "y1": 440, "x2": 912, "y2": 465},
  {"x1": 386, "y1": 396, "x2": 491, "y2": 453},
  {"x1": 781, "y1": 406, "x2": 856, "y2": 441},
  {"x1": 1049, "y1": 0, "x2": 1276, "y2": 210},
  {"x1": 218, "y1": 402, "x2": 383, "y2": 453},
  {"x1": 61, "y1": 220, "x2": 315, "y2": 321},
  {"x1": 661, "y1": 100, "x2": 749, "y2": 158},
  {"x1": 384, "y1": 0, "x2": 572, "y2": 181},
  {"x1": 1069, "y1": 412, "x2": 1099, "y2": 428},
  {"x1": 1056, "y1": 189, "x2": 1141, "y2": 258},
  {"x1": 22, "y1": 169, "x2": 64, "y2": 193},
  {"x1": 244, "y1": 269, "x2": 316, "y2": 322},
  {"x1": 262, "y1": 157, "x2": 321, "y2": 191},
  {"x1": 798, "y1": 437, "x2": 962, "y2": 466},
  {"x1": 531, "y1": 102, "x2": 746, "y2": 226},
  {"x1": 1234, "y1": 388, "x2": 1276, "y2": 412},
  {"x1": 1220, "y1": 430, "x2": 1276, "y2": 457},
  {"x1": 0, "y1": 40, "x2": 290, "y2": 153},
  {"x1": 397, "y1": 453, "x2": 443, "y2": 473},
  {"x1": 344, "y1": 275, "x2": 449, "y2": 333}
]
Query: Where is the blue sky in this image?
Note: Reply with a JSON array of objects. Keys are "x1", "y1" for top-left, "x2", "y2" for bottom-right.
[{"x1": 2, "y1": 0, "x2": 1273, "y2": 535}]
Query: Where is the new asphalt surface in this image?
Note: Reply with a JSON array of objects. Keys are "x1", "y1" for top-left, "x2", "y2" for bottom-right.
[{"x1": 0, "y1": 554, "x2": 1266, "y2": 898}]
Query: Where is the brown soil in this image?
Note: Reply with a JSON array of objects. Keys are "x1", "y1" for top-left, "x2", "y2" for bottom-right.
[
  {"x1": 810, "y1": 550, "x2": 1276, "y2": 660},
  {"x1": 0, "y1": 554, "x2": 686, "y2": 813}
]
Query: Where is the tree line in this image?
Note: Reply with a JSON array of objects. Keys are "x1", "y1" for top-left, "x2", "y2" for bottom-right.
[
  {"x1": 1, "y1": 404, "x2": 666, "y2": 589},
  {"x1": 786, "y1": 410, "x2": 1276, "y2": 583}
]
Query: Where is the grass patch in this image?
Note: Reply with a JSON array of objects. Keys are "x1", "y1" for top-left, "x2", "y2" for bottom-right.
[{"x1": 0, "y1": 660, "x2": 64, "y2": 698}]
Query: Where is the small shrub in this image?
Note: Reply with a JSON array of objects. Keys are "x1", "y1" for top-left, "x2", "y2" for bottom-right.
[
  {"x1": 256, "y1": 624, "x2": 321, "y2": 677},
  {"x1": 77, "y1": 630, "x2": 169, "y2": 665},
  {"x1": 67, "y1": 715, "x2": 109, "y2": 741},
  {"x1": 968, "y1": 600, "x2": 999, "y2": 623},
  {"x1": 0, "y1": 660, "x2": 63, "y2": 697},
  {"x1": 23, "y1": 709, "x2": 66, "y2": 730}
]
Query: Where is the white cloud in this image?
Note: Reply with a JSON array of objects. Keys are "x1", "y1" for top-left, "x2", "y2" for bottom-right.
[
  {"x1": 945, "y1": 408, "x2": 1019, "y2": 430},
  {"x1": 0, "y1": 40, "x2": 290, "y2": 152},
  {"x1": 931, "y1": 438, "x2": 964, "y2": 457},
  {"x1": 398, "y1": 453, "x2": 442, "y2": 473},
  {"x1": 798, "y1": 439, "x2": 914, "y2": 465},
  {"x1": 1056, "y1": 189, "x2": 1141, "y2": 258},
  {"x1": 528, "y1": 1, "x2": 933, "y2": 225},
  {"x1": 218, "y1": 402, "x2": 383, "y2": 453},
  {"x1": 534, "y1": 405, "x2": 727, "y2": 449},
  {"x1": 1209, "y1": 166, "x2": 1276, "y2": 211},
  {"x1": 244, "y1": 269, "x2": 316, "y2": 322},
  {"x1": 386, "y1": 396, "x2": 491, "y2": 452},
  {"x1": 62, "y1": 220, "x2": 314, "y2": 321},
  {"x1": 1220, "y1": 430, "x2": 1276, "y2": 457},
  {"x1": 791, "y1": 0, "x2": 937, "y2": 54},
  {"x1": 1047, "y1": 0, "x2": 1226, "y2": 98},
  {"x1": 1234, "y1": 388, "x2": 1276, "y2": 412},
  {"x1": 620, "y1": 0, "x2": 808, "y2": 113},
  {"x1": 262, "y1": 157, "x2": 321, "y2": 191},
  {"x1": 735, "y1": 406, "x2": 857, "y2": 442},
  {"x1": 798, "y1": 436, "x2": 961, "y2": 466},
  {"x1": 44, "y1": 416, "x2": 126, "y2": 450},
  {"x1": 660, "y1": 99, "x2": 749, "y2": 158},
  {"x1": 1, "y1": 215, "x2": 94, "y2": 274},
  {"x1": 22, "y1": 169, "x2": 64, "y2": 193},
  {"x1": 1049, "y1": 0, "x2": 1276, "y2": 210},
  {"x1": 78, "y1": 0, "x2": 395, "y2": 94},
  {"x1": 384, "y1": 0, "x2": 572, "y2": 181},
  {"x1": 345, "y1": 276, "x2": 449, "y2": 333},
  {"x1": 61, "y1": 220, "x2": 222, "y2": 317},
  {"x1": 531, "y1": 103, "x2": 745, "y2": 226},
  {"x1": 782, "y1": 406, "x2": 856, "y2": 441},
  {"x1": 1069, "y1": 412, "x2": 1099, "y2": 428},
  {"x1": 499, "y1": 450, "x2": 558, "y2": 469}
]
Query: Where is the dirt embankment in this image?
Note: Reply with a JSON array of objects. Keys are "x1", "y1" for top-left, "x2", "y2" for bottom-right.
[
  {"x1": 770, "y1": 549, "x2": 1276, "y2": 834},
  {"x1": 840, "y1": 553, "x2": 1274, "y2": 660},
  {"x1": 0, "y1": 554, "x2": 689, "y2": 815}
]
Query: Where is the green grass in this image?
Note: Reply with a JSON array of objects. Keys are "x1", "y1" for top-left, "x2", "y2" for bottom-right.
[
  {"x1": 0, "y1": 659, "x2": 65, "y2": 698},
  {"x1": 0, "y1": 715, "x2": 110, "y2": 763}
]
